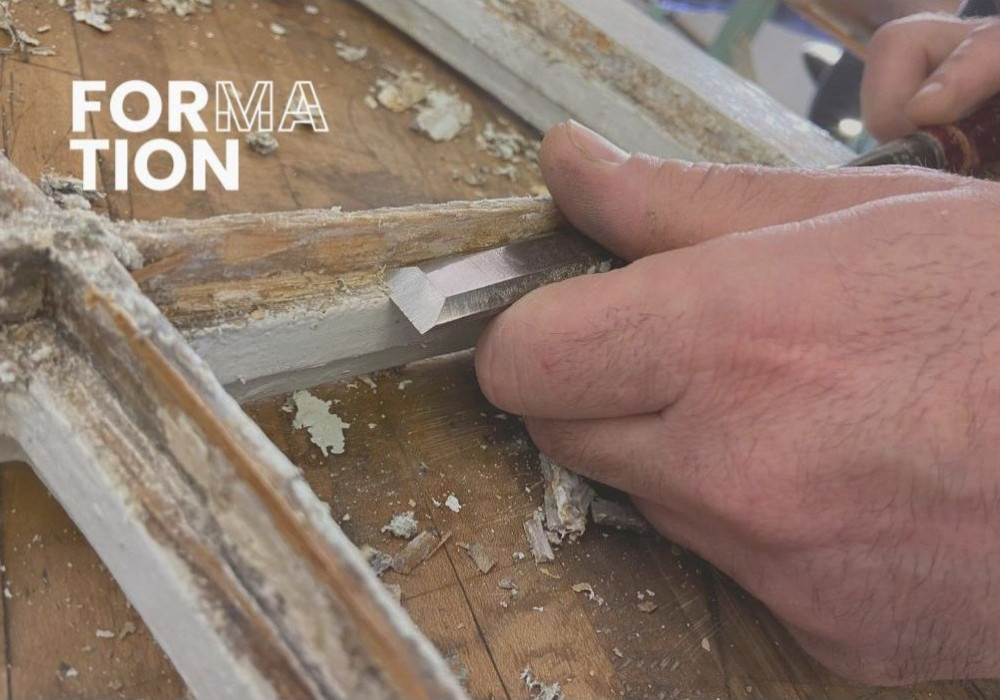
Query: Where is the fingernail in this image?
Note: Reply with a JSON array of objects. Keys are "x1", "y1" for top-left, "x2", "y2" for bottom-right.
[
  {"x1": 565, "y1": 120, "x2": 629, "y2": 164},
  {"x1": 912, "y1": 80, "x2": 945, "y2": 102}
]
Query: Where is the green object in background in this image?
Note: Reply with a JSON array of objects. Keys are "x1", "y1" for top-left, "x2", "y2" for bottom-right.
[{"x1": 708, "y1": 0, "x2": 780, "y2": 67}]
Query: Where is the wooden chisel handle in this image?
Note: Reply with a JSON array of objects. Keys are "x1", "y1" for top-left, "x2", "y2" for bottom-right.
[{"x1": 847, "y1": 94, "x2": 1000, "y2": 175}]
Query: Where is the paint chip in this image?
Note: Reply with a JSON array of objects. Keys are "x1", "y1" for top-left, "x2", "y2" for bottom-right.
[
  {"x1": 290, "y1": 390, "x2": 350, "y2": 456},
  {"x1": 381, "y1": 511, "x2": 419, "y2": 540},
  {"x1": 335, "y1": 41, "x2": 367, "y2": 63},
  {"x1": 412, "y1": 90, "x2": 473, "y2": 142}
]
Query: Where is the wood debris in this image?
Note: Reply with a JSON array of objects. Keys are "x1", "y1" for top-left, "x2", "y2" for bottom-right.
[
  {"x1": 118, "y1": 620, "x2": 137, "y2": 638},
  {"x1": 40, "y1": 173, "x2": 102, "y2": 211},
  {"x1": 381, "y1": 511, "x2": 418, "y2": 539},
  {"x1": 477, "y1": 120, "x2": 540, "y2": 163},
  {"x1": 571, "y1": 582, "x2": 603, "y2": 606},
  {"x1": 150, "y1": 0, "x2": 212, "y2": 17},
  {"x1": 73, "y1": 0, "x2": 111, "y2": 32},
  {"x1": 359, "y1": 544, "x2": 393, "y2": 577},
  {"x1": 375, "y1": 72, "x2": 429, "y2": 112},
  {"x1": 637, "y1": 600, "x2": 658, "y2": 614},
  {"x1": 498, "y1": 576, "x2": 517, "y2": 592},
  {"x1": 335, "y1": 41, "x2": 367, "y2": 63},
  {"x1": 289, "y1": 390, "x2": 349, "y2": 456},
  {"x1": 391, "y1": 530, "x2": 440, "y2": 574},
  {"x1": 0, "y1": 3, "x2": 55, "y2": 57},
  {"x1": 521, "y1": 666, "x2": 563, "y2": 700},
  {"x1": 372, "y1": 70, "x2": 472, "y2": 142},
  {"x1": 412, "y1": 90, "x2": 473, "y2": 142},
  {"x1": 589, "y1": 497, "x2": 650, "y2": 534},
  {"x1": 522, "y1": 509, "x2": 554, "y2": 563},
  {"x1": 540, "y1": 454, "x2": 594, "y2": 543},
  {"x1": 444, "y1": 494, "x2": 462, "y2": 513},
  {"x1": 246, "y1": 131, "x2": 279, "y2": 156},
  {"x1": 462, "y1": 542, "x2": 495, "y2": 574}
]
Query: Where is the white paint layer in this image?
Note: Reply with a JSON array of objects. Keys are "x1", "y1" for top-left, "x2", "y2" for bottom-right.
[{"x1": 291, "y1": 390, "x2": 350, "y2": 456}]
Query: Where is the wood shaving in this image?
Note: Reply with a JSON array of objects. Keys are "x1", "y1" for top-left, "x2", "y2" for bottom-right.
[
  {"x1": 463, "y1": 542, "x2": 495, "y2": 574},
  {"x1": 391, "y1": 530, "x2": 440, "y2": 574},
  {"x1": 381, "y1": 511, "x2": 418, "y2": 539},
  {"x1": 0, "y1": 3, "x2": 55, "y2": 57},
  {"x1": 523, "y1": 509, "x2": 554, "y2": 563},
  {"x1": 540, "y1": 454, "x2": 594, "y2": 543},
  {"x1": 637, "y1": 601, "x2": 658, "y2": 614},
  {"x1": 571, "y1": 582, "x2": 604, "y2": 606}
]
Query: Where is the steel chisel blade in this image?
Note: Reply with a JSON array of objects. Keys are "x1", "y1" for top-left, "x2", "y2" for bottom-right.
[{"x1": 388, "y1": 231, "x2": 612, "y2": 334}]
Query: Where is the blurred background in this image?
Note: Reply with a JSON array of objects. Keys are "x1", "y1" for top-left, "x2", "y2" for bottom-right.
[{"x1": 634, "y1": 0, "x2": 970, "y2": 150}]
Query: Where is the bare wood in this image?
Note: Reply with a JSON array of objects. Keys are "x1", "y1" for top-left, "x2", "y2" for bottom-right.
[
  {"x1": 124, "y1": 198, "x2": 564, "y2": 298},
  {"x1": 355, "y1": 0, "x2": 853, "y2": 166}
]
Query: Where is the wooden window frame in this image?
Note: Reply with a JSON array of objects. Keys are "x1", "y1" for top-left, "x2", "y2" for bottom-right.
[{"x1": 0, "y1": 2, "x2": 848, "y2": 697}]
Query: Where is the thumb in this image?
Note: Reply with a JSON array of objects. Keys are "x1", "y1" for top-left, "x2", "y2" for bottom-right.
[
  {"x1": 540, "y1": 121, "x2": 964, "y2": 260},
  {"x1": 905, "y1": 18, "x2": 1000, "y2": 127}
]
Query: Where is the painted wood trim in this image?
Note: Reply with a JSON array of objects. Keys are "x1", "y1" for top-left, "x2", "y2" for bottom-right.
[
  {"x1": 0, "y1": 216, "x2": 466, "y2": 699},
  {"x1": 355, "y1": 0, "x2": 853, "y2": 167}
]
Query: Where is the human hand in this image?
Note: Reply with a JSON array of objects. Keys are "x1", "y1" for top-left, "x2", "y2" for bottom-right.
[
  {"x1": 862, "y1": 13, "x2": 1000, "y2": 141},
  {"x1": 475, "y1": 121, "x2": 1000, "y2": 685}
]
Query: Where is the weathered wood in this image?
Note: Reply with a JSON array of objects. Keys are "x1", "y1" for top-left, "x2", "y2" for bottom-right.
[
  {"x1": 123, "y1": 198, "x2": 570, "y2": 401},
  {"x1": 355, "y1": 0, "x2": 853, "y2": 166},
  {"x1": 124, "y1": 198, "x2": 565, "y2": 302},
  {"x1": 0, "y1": 214, "x2": 465, "y2": 699}
]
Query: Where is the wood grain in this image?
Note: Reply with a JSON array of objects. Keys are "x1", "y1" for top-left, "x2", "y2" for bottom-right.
[
  {"x1": 2, "y1": 1, "x2": 999, "y2": 699},
  {"x1": 244, "y1": 351, "x2": 1000, "y2": 700},
  {"x1": 0, "y1": 464, "x2": 184, "y2": 700}
]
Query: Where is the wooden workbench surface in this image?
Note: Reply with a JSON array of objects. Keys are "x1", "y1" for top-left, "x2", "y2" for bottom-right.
[{"x1": 1, "y1": 2, "x2": 998, "y2": 699}]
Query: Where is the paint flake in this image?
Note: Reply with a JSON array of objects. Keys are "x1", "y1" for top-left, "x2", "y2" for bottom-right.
[
  {"x1": 381, "y1": 511, "x2": 418, "y2": 539},
  {"x1": 290, "y1": 390, "x2": 349, "y2": 456}
]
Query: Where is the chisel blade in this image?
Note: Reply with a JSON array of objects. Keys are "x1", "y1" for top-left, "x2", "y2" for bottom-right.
[{"x1": 389, "y1": 231, "x2": 613, "y2": 334}]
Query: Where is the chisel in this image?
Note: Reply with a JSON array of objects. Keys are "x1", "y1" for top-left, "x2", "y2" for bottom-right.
[
  {"x1": 846, "y1": 93, "x2": 1000, "y2": 173},
  {"x1": 391, "y1": 97, "x2": 999, "y2": 335}
]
